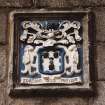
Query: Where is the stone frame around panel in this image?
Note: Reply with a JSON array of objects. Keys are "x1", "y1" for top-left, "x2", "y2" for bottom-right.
[{"x1": 8, "y1": 10, "x2": 93, "y2": 96}]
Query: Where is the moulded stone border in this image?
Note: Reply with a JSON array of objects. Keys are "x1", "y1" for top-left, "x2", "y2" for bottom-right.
[{"x1": 8, "y1": 9, "x2": 93, "y2": 96}]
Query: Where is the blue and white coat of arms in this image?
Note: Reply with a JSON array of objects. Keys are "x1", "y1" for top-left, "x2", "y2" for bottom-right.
[{"x1": 19, "y1": 20, "x2": 83, "y2": 85}]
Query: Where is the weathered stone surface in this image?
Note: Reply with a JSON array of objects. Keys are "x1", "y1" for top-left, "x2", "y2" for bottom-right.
[
  {"x1": 0, "y1": 45, "x2": 6, "y2": 82},
  {"x1": 89, "y1": 82, "x2": 105, "y2": 105},
  {"x1": 96, "y1": 43, "x2": 105, "y2": 80},
  {"x1": 93, "y1": 7, "x2": 105, "y2": 42},
  {"x1": 0, "y1": 9, "x2": 8, "y2": 44},
  {"x1": 35, "y1": 0, "x2": 105, "y2": 8},
  {"x1": 8, "y1": 97, "x2": 88, "y2": 105},
  {"x1": 0, "y1": 1, "x2": 105, "y2": 105},
  {"x1": 0, "y1": 0, "x2": 32, "y2": 7}
]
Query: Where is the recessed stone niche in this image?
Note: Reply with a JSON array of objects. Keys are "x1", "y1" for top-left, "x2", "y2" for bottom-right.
[{"x1": 8, "y1": 10, "x2": 92, "y2": 95}]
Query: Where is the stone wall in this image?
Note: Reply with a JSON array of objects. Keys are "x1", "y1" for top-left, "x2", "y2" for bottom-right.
[{"x1": 0, "y1": 0, "x2": 105, "y2": 105}]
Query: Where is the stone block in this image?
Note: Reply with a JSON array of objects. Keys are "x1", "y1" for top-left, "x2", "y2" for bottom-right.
[
  {"x1": 37, "y1": 0, "x2": 81, "y2": 8},
  {"x1": 0, "y1": 9, "x2": 8, "y2": 44},
  {"x1": 8, "y1": 97, "x2": 88, "y2": 105},
  {"x1": 0, "y1": 82, "x2": 7, "y2": 105},
  {"x1": 0, "y1": 45, "x2": 6, "y2": 82},
  {"x1": 35, "y1": 0, "x2": 105, "y2": 8},
  {"x1": 93, "y1": 8, "x2": 105, "y2": 42},
  {"x1": 96, "y1": 43, "x2": 105, "y2": 80},
  {"x1": 0, "y1": 0, "x2": 32, "y2": 7},
  {"x1": 81, "y1": 0, "x2": 105, "y2": 6},
  {"x1": 89, "y1": 82, "x2": 105, "y2": 105}
]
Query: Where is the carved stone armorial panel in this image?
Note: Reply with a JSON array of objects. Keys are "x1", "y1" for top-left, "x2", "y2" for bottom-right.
[{"x1": 8, "y1": 10, "x2": 92, "y2": 95}]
